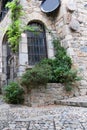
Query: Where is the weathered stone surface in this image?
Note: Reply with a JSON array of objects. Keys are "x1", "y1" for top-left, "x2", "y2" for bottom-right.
[
  {"x1": 69, "y1": 18, "x2": 80, "y2": 31},
  {"x1": 80, "y1": 46, "x2": 87, "y2": 53},
  {"x1": 0, "y1": 0, "x2": 87, "y2": 101},
  {"x1": 67, "y1": 0, "x2": 77, "y2": 11},
  {"x1": 24, "y1": 83, "x2": 81, "y2": 106},
  {"x1": 1, "y1": 100, "x2": 87, "y2": 130}
]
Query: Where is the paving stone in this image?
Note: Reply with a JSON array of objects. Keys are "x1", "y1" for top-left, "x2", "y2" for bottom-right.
[{"x1": 1, "y1": 96, "x2": 87, "y2": 130}]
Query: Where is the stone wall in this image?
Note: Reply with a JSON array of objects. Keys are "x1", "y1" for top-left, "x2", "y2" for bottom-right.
[
  {"x1": 69, "y1": 0, "x2": 87, "y2": 95},
  {"x1": 18, "y1": 0, "x2": 56, "y2": 76},
  {"x1": 0, "y1": 0, "x2": 87, "y2": 97},
  {"x1": 55, "y1": 0, "x2": 87, "y2": 96},
  {"x1": 24, "y1": 83, "x2": 80, "y2": 107}
]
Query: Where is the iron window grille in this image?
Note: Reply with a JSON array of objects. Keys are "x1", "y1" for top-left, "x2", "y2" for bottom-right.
[{"x1": 27, "y1": 22, "x2": 47, "y2": 65}]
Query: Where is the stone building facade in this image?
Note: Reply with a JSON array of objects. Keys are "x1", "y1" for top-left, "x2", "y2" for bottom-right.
[{"x1": 0, "y1": 0, "x2": 87, "y2": 97}]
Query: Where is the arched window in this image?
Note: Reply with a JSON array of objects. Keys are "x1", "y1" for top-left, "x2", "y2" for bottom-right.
[{"x1": 27, "y1": 22, "x2": 47, "y2": 65}]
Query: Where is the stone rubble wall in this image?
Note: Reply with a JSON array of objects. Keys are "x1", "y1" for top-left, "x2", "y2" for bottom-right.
[
  {"x1": 55, "y1": 0, "x2": 87, "y2": 96},
  {"x1": 24, "y1": 83, "x2": 80, "y2": 107},
  {"x1": 0, "y1": 0, "x2": 87, "y2": 99},
  {"x1": 70, "y1": 0, "x2": 87, "y2": 95}
]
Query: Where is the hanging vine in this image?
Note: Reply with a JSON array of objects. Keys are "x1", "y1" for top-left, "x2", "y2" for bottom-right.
[
  {"x1": 6, "y1": 0, "x2": 36, "y2": 53},
  {"x1": 6, "y1": 0, "x2": 23, "y2": 53}
]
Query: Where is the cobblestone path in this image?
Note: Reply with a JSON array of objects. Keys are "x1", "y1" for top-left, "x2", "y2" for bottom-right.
[{"x1": 0, "y1": 103, "x2": 87, "y2": 130}]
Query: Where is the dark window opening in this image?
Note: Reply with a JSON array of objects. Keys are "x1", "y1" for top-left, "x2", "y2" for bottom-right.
[
  {"x1": 27, "y1": 22, "x2": 47, "y2": 65},
  {"x1": 2, "y1": 34, "x2": 18, "y2": 85},
  {"x1": 6, "y1": 43, "x2": 11, "y2": 80},
  {"x1": 0, "y1": 0, "x2": 13, "y2": 21}
]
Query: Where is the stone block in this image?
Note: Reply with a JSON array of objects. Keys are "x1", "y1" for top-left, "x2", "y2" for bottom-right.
[
  {"x1": 69, "y1": 18, "x2": 80, "y2": 31},
  {"x1": 80, "y1": 89, "x2": 87, "y2": 96},
  {"x1": 80, "y1": 46, "x2": 87, "y2": 53},
  {"x1": 65, "y1": 35, "x2": 73, "y2": 40},
  {"x1": 80, "y1": 80, "x2": 87, "y2": 86},
  {"x1": 19, "y1": 53, "x2": 28, "y2": 65},
  {"x1": 47, "y1": 48, "x2": 54, "y2": 58},
  {"x1": 67, "y1": 0, "x2": 77, "y2": 11},
  {"x1": 21, "y1": 44, "x2": 28, "y2": 53},
  {"x1": 67, "y1": 48, "x2": 75, "y2": 56},
  {"x1": 63, "y1": 12, "x2": 72, "y2": 24},
  {"x1": 77, "y1": 51, "x2": 87, "y2": 57}
]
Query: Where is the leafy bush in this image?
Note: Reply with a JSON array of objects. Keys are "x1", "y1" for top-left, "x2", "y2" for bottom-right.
[
  {"x1": 20, "y1": 38, "x2": 81, "y2": 91},
  {"x1": 53, "y1": 39, "x2": 72, "y2": 69},
  {"x1": 4, "y1": 82, "x2": 24, "y2": 104},
  {"x1": 21, "y1": 64, "x2": 51, "y2": 89},
  {"x1": 38, "y1": 39, "x2": 81, "y2": 91}
]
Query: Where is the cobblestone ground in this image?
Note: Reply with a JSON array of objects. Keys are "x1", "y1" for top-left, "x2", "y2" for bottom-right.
[{"x1": 0, "y1": 101, "x2": 87, "y2": 130}]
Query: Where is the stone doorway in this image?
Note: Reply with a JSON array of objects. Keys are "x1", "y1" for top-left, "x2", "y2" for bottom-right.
[{"x1": 2, "y1": 34, "x2": 17, "y2": 85}]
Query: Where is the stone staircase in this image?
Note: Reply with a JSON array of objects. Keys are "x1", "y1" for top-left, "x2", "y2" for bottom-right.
[{"x1": 55, "y1": 95, "x2": 87, "y2": 107}]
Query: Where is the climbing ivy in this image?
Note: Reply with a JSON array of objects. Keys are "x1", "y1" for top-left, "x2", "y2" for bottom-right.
[
  {"x1": 6, "y1": 0, "x2": 22, "y2": 53},
  {"x1": 6, "y1": 0, "x2": 37, "y2": 53}
]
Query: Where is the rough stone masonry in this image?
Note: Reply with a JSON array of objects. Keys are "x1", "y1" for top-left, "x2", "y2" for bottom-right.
[{"x1": 0, "y1": 0, "x2": 87, "y2": 105}]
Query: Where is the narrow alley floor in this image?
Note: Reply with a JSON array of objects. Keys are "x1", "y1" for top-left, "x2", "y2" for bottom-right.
[{"x1": 0, "y1": 96, "x2": 87, "y2": 130}]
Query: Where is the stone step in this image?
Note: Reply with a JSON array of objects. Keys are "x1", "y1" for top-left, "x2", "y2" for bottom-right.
[{"x1": 55, "y1": 95, "x2": 87, "y2": 107}]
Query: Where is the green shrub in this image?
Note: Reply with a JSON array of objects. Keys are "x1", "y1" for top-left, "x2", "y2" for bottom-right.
[
  {"x1": 53, "y1": 39, "x2": 72, "y2": 69},
  {"x1": 4, "y1": 82, "x2": 24, "y2": 104},
  {"x1": 38, "y1": 39, "x2": 81, "y2": 91},
  {"x1": 20, "y1": 38, "x2": 81, "y2": 91},
  {"x1": 21, "y1": 63, "x2": 51, "y2": 89}
]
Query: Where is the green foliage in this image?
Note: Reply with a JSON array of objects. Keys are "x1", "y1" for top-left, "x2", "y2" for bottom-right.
[
  {"x1": 4, "y1": 82, "x2": 24, "y2": 104},
  {"x1": 38, "y1": 39, "x2": 81, "y2": 91},
  {"x1": 6, "y1": 0, "x2": 38, "y2": 53},
  {"x1": 20, "y1": 38, "x2": 81, "y2": 91},
  {"x1": 21, "y1": 63, "x2": 51, "y2": 89},
  {"x1": 6, "y1": 0, "x2": 22, "y2": 21},
  {"x1": 6, "y1": 0, "x2": 22, "y2": 53},
  {"x1": 53, "y1": 39, "x2": 72, "y2": 69}
]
